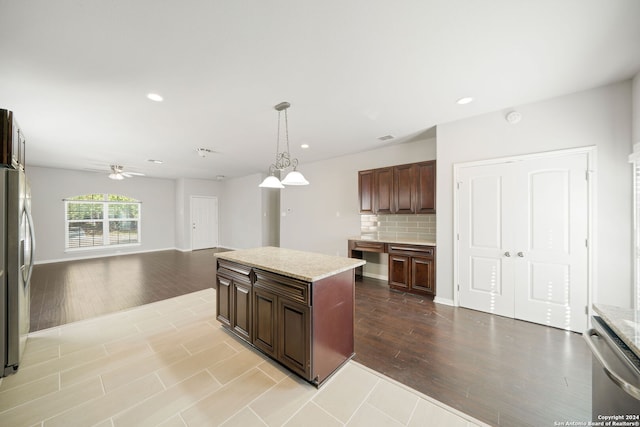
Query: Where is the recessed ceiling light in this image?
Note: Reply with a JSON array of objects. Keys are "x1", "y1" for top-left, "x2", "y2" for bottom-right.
[
  {"x1": 300, "y1": 144, "x2": 309, "y2": 149},
  {"x1": 147, "y1": 93, "x2": 163, "y2": 102},
  {"x1": 147, "y1": 159, "x2": 163, "y2": 164},
  {"x1": 456, "y1": 97, "x2": 474, "y2": 105}
]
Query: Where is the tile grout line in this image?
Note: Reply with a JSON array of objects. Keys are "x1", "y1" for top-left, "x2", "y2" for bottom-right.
[{"x1": 344, "y1": 377, "x2": 381, "y2": 425}]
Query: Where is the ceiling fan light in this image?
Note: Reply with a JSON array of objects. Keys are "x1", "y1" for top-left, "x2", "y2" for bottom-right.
[
  {"x1": 281, "y1": 170, "x2": 309, "y2": 186},
  {"x1": 259, "y1": 175, "x2": 285, "y2": 188},
  {"x1": 108, "y1": 173, "x2": 124, "y2": 180}
]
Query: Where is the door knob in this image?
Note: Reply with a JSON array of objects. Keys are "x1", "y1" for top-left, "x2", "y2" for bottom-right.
[
  {"x1": 504, "y1": 251, "x2": 511, "y2": 257},
  {"x1": 517, "y1": 252, "x2": 524, "y2": 257}
]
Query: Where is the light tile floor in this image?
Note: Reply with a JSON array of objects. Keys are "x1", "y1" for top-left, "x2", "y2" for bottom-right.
[{"x1": 0, "y1": 289, "x2": 488, "y2": 427}]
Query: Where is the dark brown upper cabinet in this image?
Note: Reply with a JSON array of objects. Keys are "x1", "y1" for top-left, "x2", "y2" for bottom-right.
[
  {"x1": 358, "y1": 169, "x2": 374, "y2": 214},
  {"x1": 393, "y1": 163, "x2": 415, "y2": 214},
  {"x1": 415, "y1": 161, "x2": 436, "y2": 213},
  {"x1": 358, "y1": 160, "x2": 436, "y2": 214},
  {"x1": 374, "y1": 167, "x2": 394, "y2": 214},
  {"x1": 1, "y1": 109, "x2": 26, "y2": 170}
]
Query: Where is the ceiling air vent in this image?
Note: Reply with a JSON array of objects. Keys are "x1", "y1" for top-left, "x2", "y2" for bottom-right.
[{"x1": 377, "y1": 135, "x2": 395, "y2": 142}]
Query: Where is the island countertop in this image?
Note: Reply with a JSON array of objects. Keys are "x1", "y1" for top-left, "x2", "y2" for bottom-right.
[
  {"x1": 214, "y1": 246, "x2": 366, "y2": 282},
  {"x1": 593, "y1": 303, "x2": 640, "y2": 359}
]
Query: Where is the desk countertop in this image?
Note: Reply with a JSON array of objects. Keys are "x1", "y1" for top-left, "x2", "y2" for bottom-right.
[{"x1": 349, "y1": 236, "x2": 436, "y2": 246}]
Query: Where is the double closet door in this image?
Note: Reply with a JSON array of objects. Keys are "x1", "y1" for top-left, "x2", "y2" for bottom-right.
[{"x1": 457, "y1": 150, "x2": 590, "y2": 332}]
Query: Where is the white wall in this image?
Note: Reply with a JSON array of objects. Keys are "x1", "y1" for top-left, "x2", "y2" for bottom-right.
[
  {"x1": 437, "y1": 80, "x2": 633, "y2": 307},
  {"x1": 261, "y1": 185, "x2": 280, "y2": 247},
  {"x1": 175, "y1": 178, "x2": 223, "y2": 251},
  {"x1": 280, "y1": 135, "x2": 437, "y2": 266},
  {"x1": 219, "y1": 173, "x2": 265, "y2": 249},
  {"x1": 28, "y1": 166, "x2": 176, "y2": 263},
  {"x1": 633, "y1": 71, "x2": 640, "y2": 144}
]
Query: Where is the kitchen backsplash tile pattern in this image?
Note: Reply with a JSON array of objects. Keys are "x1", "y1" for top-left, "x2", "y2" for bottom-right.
[{"x1": 360, "y1": 214, "x2": 436, "y2": 241}]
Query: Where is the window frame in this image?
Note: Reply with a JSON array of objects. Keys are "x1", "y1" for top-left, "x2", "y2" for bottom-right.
[
  {"x1": 631, "y1": 144, "x2": 640, "y2": 310},
  {"x1": 64, "y1": 194, "x2": 142, "y2": 251}
]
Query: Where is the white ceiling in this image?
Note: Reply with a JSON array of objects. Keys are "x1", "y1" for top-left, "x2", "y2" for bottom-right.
[{"x1": 1, "y1": 0, "x2": 639, "y2": 180}]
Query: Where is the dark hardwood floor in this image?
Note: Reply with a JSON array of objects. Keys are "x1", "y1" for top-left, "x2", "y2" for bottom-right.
[
  {"x1": 29, "y1": 249, "x2": 591, "y2": 426},
  {"x1": 30, "y1": 249, "x2": 226, "y2": 331},
  {"x1": 354, "y1": 278, "x2": 591, "y2": 426}
]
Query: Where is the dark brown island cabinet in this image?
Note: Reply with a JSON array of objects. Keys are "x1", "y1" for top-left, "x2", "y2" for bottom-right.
[
  {"x1": 214, "y1": 247, "x2": 365, "y2": 387},
  {"x1": 358, "y1": 160, "x2": 435, "y2": 214}
]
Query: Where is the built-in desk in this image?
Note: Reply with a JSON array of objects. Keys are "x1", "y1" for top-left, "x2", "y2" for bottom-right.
[{"x1": 348, "y1": 237, "x2": 436, "y2": 296}]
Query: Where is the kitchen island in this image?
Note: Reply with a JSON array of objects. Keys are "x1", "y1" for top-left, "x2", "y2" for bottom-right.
[{"x1": 214, "y1": 247, "x2": 365, "y2": 386}]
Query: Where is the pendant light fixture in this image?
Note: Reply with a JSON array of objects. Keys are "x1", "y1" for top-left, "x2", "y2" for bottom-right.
[{"x1": 259, "y1": 101, "x2": 309, "y2": 188}]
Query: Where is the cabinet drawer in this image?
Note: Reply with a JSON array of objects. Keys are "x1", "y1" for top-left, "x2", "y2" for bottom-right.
[
  {"x1": 349, "y1": 240, "x2": 385, "y2": 253},
  {"x1": 217, "y1": 259, "x2": 254, "y2": 283},
  {"x1": 387, "y1": 244, "x2": 434, "y2": 257},
  {"x1": 254, "y1": 269, "x2": 310, "y2": 306}
]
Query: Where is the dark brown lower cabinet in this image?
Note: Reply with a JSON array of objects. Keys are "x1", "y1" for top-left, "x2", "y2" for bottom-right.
[
  {"x1": 389, "y1": 254, "x2": 410, "y2": 290},
  {"x1": 216, "y1": 260, "x2": 254, "y2": 341},
  {"x1": 410, "y1": 256, "x2": 435, "y2": 294},
  {"x1": 232, "y1": 279, "x2": 252, "y2": 341},
  {"x1": 253, "y1": 287, "x2": 277, "y2": 357},
  {"x1": 216, "y1": 275, "x2": 231, "y2": 326},
  {"x1": 216, "y1": 259, "x2": 354, "y2": 386},
  {"x1": 253, "y1": 269, "x2": 311, "y2": 379},
  {"x1": 388, "y1": 244, "x2": 436, "y2": 296},
  {"x1": 278, "y1": 298, "x2": 310, "y2": 378}
]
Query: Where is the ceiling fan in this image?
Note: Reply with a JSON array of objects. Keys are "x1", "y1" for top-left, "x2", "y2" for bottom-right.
[{"x1": 108, "y1": 165, "x2": 145, "y2": 180}]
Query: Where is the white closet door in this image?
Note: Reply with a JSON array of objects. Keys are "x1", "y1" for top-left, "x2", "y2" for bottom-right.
[
  {"x1": 458, "y1": 163, "x2": 516, "y2": 318},
  {"x1": 512, "y1": 153, "x2": 588, "y2": 332},
  {"x1": 457, "y1": 151, "x2": 589, "y2": 332}
]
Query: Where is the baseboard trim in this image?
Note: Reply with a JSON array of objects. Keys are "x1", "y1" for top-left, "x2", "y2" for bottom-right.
[
  {"x1": 434, "y1": 296, "x2": 454, "y2": 306},
  {"x1": 34, "y1": 247, "x2": 179, "y2": 265},
  {"x1": 362, "y1": 272, "x2": 388, "y2": 281}
]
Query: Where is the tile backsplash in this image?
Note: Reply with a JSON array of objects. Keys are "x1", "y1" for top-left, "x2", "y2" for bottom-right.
[{"x1": 360, "y1": 214, "x2": 436, "y2": 241}]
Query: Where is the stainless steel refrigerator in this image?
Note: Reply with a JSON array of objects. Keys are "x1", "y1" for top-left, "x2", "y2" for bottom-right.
[{"x1": 0, "y1": 166, "x2": 35, "y2": 377}]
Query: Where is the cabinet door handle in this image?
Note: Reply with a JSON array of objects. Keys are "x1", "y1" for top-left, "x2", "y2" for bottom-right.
[
  {"x1": 517, "y1": 252, "x2": 524, "y2": 257},
  {"x1": 389, "y1": 246, "x2": 432, "y2": 254},
  {"x1": 504, "y1": 251, "x2": 511, "y2": 257}
]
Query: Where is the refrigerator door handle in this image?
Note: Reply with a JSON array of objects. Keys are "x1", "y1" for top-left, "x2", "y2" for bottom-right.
[
  {"x1": 584, "y1": 328, "x2": 640, "y2": 401},
  {"x1": 24, "y1": 206, "x2": 35, "y2": 286}
]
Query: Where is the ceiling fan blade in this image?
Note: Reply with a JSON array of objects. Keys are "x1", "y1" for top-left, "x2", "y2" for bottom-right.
[
  {"x1": 126, "y1": 172, "x2": 145, "y2": 176},
  {"x1": 121, "y1": 173, "x2": 133, "y2": 178}
]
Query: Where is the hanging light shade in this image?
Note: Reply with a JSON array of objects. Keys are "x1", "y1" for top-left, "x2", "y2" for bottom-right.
[
  {"x1": 259, "y1": 175, "x2": 285, "y2": 189},
  {"x1": 281, "y1": 170, "x2": 309, "y2": 185},
  {"x1": 258, "y1": 101, "x2": 309, "y2": 188}
]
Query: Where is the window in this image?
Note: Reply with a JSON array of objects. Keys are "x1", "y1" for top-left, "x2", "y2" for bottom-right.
[{"x1": 65, "y1": 194, "x2": 141, "y2": 250}]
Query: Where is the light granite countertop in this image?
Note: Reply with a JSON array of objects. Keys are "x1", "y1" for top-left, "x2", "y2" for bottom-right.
[
  {"x1": 214, "y1": 246, "x2": 366, "y2": 282},
  {"x1": 593, "y1": 304, "x2": 640, "y2": 358},
  {"x1": 348, "y1": 236, "x2": 436, "y2": 246}
]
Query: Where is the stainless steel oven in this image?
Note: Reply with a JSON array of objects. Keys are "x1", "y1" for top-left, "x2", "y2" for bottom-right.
[{"x1": 584, "y1": 316, "x2": 640, "y2": 419}]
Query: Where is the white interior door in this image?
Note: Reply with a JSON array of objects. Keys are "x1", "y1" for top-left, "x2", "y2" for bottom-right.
[
  {"x1": 457, "y1": 151, "x2": 590, "y2": 332},
  {"x1": 512, "y1": 154, "x2": 588, "y2": 332},
  {"x1": 191, "y1": 196, "x2": 218, "y2": 250},
  {"x1": 458, "y1": 163, "x2": 515, "y2": 318}
]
